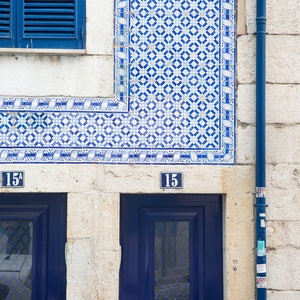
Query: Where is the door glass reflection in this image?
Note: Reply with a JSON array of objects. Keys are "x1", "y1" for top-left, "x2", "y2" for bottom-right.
[
  {"x1": 0, "y1": 221, "x2": 32, "y2": 300},
  {"x1": 154, "y1": 221, "x2": 190, "y2": 300}
]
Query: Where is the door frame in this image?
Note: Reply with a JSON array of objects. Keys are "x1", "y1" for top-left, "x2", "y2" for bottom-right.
[
  {"x1": 119, "y1": 193, "x2": 223, "y2": 300},
  {"x1": 0, "y1": 193, "x2": 67, "y2": 300}
]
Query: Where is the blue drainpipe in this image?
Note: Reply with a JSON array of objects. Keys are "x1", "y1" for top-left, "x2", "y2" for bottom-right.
[{"x1": 255, "y1": 0, "x2": 267, "y2": 299}]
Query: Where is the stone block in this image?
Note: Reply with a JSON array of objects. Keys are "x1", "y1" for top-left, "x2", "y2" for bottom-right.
[
  {"x1": 245, "y1": 0, "x2": 256, "y2": 34},
  {"x1": 100, "y1": 165, "x2": 161, "y2": 193},
  {"x1": 225, "y1": 249, "x2": 255, "y2": 300},
  {"x1": 267, "y1": 0, "x2": 300, "y2": 35},
  {"x1": 225, "y1": 193, "x2": 255, "y2": 250},
  {"x1": 267, "y1": 125, "x2": 300, "y2": 164},
  {"x1": 267, "y1": 165, "x2": 300, "y2": 221},
  {"x1": 237, "y1": 35, "x2": 300, "y2": 85},
  {"x1": 268, "y1": 248, "x2": 300, "y2": 290},
  {"x1": 237, "y1": 35, "x2": 256, "y2": 84},
  {"x1": 96, "y1": 250, "x2": 120, "y2": 300},
  {"x1": 267, "y1": 35, "x2": 300, "y2": 84},
  {"x1": 95, "y1": 193, "x2": 120, "y2": 250},
  {"x1": 266, "y1": 84, "x2": 300, "y2": 123},
  {"x1": 100, "y1": 165, "x2": 255, "y2": 195},
  {"x1": 220, "y1": 167, "x2": 255, "y2": 195},
  {"x1": 180, "y1": 166, "x2": 254, "y2": 195},
  {"x1": 237, "y1": 84, "x2": 255, "y2": 124},
  {"x1": 267, "y1": 221, "x2": 300, "y2": 249},
  {"x1": 66, "y1": 238, "x2": 98, "y2": 300},
  {"x1": 238, "y1": 84, "x2": 300, "y2": 125},
  {"x1": 237, "y1": 0, "x2": 247, "y2": 35},
  {"x1": 268, "y1": 291, "x2": 300, "y2": 300},
  {"x1": 67, "y1": 192, "x2": 97, "y2": 239},
  {"x1": 236, "y1": 124, "x2": 256, "y2": 164},
  {"x1": 246, "y1": 0, "x2": 300, "y2": 35},
  {"x1": 3, "y1": 165, "x2": 97, "y2": 193}
]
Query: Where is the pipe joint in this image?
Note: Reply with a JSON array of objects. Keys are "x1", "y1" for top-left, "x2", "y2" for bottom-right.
[{"x1": 254, "y1": 203, "x2": 268, "y2": 208}]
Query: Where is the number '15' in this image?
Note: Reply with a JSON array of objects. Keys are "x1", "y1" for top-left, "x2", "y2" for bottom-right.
[
  {"x1": 6, "y1": 172, "x2": 23, "y2": 187},
  {"x1": 165, "y1": 173, "x2": 179, "y2": 187}
]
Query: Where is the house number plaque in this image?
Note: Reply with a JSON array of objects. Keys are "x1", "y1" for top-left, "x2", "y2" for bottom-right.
[
  {"x1": 160, "y1": 172, "x2": 183, "y2": 189},
  {"x1": 1, "y1": 171, "x2": 25, "y2": 188}
]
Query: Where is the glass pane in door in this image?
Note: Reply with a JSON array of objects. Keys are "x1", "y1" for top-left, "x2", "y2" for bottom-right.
[
  {"x1": 0, "y1": 221, "x2": 32, "y2": 300},
  {"x1": 154, "y1": 221, "x2": 190, "y2": 300}
]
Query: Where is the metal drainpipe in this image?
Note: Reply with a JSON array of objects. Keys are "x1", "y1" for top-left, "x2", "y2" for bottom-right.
[{"x1": 255, "y1": 0, "x2": 267, "y2": 299}]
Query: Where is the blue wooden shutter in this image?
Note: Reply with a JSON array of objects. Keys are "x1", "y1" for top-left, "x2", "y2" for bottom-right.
[
  {"x1": 0, "y1": 0, "x2": 15, "y2": 47},
  {"x1": 18, "y1": 0, "x2": 85, "y2": 49}
]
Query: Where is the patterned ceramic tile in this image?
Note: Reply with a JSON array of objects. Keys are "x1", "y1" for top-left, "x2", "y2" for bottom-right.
[{"x1": 0, "y1": 0, "x2": 235, "y2": 164}]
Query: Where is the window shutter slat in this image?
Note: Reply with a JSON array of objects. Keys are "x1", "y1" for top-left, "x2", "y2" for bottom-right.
[
  {"x1": 0, "y1": 0, "x2": 85, "y2": 49},
  {"x1": 25, "y1": 2, "x2": 74, "y2": 8},
  {"x1": 0, "y1": 0, "x2": 10, "y2": 38},
  {"x1": 23, "y1": 0, "x2": 76, "y2": 38},
  {"x1": 19, "y1": 0, "x2": 85, "y2": 49}
]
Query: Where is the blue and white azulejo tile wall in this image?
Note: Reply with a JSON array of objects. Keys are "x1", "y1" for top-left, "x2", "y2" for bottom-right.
[{"x1": 0, "y1": 0, "x2": 235, "y2": 164}]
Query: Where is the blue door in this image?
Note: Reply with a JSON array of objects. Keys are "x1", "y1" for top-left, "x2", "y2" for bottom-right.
[
  {"x1": 0, "y1": 193, "x2": 67, "y2": 300},
  {"x1": 120, "y1": 194, "x2": 223, "y2": 300}
]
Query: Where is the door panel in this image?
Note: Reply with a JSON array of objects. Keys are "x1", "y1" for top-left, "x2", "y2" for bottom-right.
[
  {"x1": 140, "y1": 209, "x2": 204, "y2": 299},
  {"x1": 120, "y1": 194, "x2": 223, "y2": 300},
  {"x1": 0, "y1": 194, "x2": 67, "y2": 300},
  {"x1": 154, "y1": 221, "x2": 190, "y2": 299}
]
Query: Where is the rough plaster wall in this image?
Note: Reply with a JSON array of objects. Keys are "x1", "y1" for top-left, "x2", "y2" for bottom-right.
[
  {"x1": 238, "y1": 0, "x2": 300, "y2": 298},
  {"x1": 0, "y1": 0, "x2": 114, "y2": 97}
]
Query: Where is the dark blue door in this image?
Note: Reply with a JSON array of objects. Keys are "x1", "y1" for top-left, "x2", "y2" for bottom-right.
[
  {"x1": 120, "y1": 194, "x2": 223, "y2": 300},
  {"x1": 0, "y1": 193, "x2": 67, "y2": 300}
]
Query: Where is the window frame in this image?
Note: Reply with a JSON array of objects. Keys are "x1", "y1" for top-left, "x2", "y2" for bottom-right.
[{"x1": 0, "y1": 0, "x2": 86, "y2": 50}]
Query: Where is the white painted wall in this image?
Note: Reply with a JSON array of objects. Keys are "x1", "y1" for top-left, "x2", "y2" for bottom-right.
[{"x1": 0, "y1": 0, "x2": 114, "y2": 97}]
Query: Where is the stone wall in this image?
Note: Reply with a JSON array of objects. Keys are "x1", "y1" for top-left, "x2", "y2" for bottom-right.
[
  {"x1": 238, "y1": 0, "x2": 300, "y2": 299},
  {"x1": 0, "y1": 0, "x2": 299, "y2": 299},
  {"x1": 0, "y1": 164, "x2": 254, "y2": 300}
]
